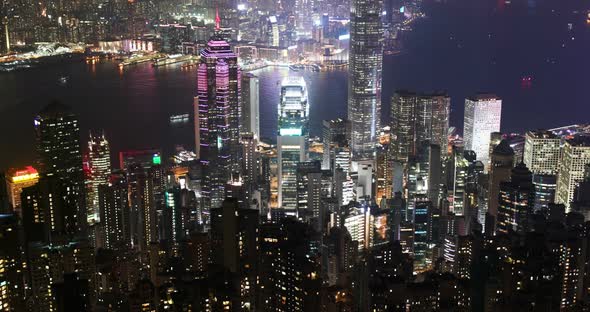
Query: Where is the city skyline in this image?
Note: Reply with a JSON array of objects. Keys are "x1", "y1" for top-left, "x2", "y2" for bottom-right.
[{"x1": 1, "y1": 0, "x2": 590, "y2": 311}]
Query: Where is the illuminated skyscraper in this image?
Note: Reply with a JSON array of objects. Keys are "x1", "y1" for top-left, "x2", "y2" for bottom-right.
[
  {"x1": 241, "y1": 73, "x2": 260, "y2": 139},
  {"x1": 556, "y1": 136, "x2": 590, "y2": 211},
  {"x1": 87, "y1": 131, "x2": 111, "y2": 224},
  {"x1": 277, "y1": 76, "x2": 309, "y2": 210},
  {"x1": 195, "y1": 39, "x2": 241, "y2": 209},
  {"x1": 391, "y1": 91, "x2": 450, "y2": 162},
  {"x1": 463, "y1": 94, "x2": 502, "y2": 170},
  {"x1": 523, "y1": 130, "x2": 561, "y2": 175},
  {"x1": 34, "y1": 102, "x2": 86, "y2": 235},
  {"x1": 348, "y1": 0, "x2": 383, "y2": 159},
  {"x1": 5, "y1": 166, "x2": 39, "y2": 217}
]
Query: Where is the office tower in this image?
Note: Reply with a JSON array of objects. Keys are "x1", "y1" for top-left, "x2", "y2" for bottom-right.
[
  {"x1": 463, "y1": 94, "x2": 502, "y2": 170},
  {"x1": 98, "y1": 174, "x2": 130, "y2": 250},
  {"x1": 348, "y1": 0, "x2": 383, "y2": 159},
  {"x1": 524, "y1": 130, "x2": 561, "y2": 175},
  {"x1": 322, "y1": 119, "x2": 350, "y2": 171},
  {"x1": 87, "y1": 131, "x2": 111, "y2": 224},
  {"x1": 296, "y1": 161, "x2": 322, "y2": 224},
  {"x1": 391, "y1": 91, "x2": 450, "y2": 162},
  {"x1": 277, "y1": 76, "x2": 309, "y2": 210},
  {"x1": 487, "y1": 140, "x2": 514, "y2": 225},
  {"x1": 210, "y1": 198, "x2": 259, "y2": 309},
  {"x1": 195, "y1": 39, "x2": 241, "y2": 209},
  {"x1": 5, "y1": 166, "x2": 39, "y2": 217},
  {"x1": 344, "y1": 205, "x2": 374, "y2": 250},
  {"x1": 532, "y1": 174, "x2": 557, "y2": 211},
  {"x1": 556, "y1": 136, "x2": 590, "y2": 210},
  {"x1": 497, "y1": 163, "x2": 534, "y2": 235},
  {"x1": 0, "y1": 214, "x2": 24, "y2": 311},
  {"x1": 119, "y1": 149, "x2": 162, "y2": 170},
  {"x1": 447, "y1": 147, "x2": 468, "y2": 216},
  {"x1": 34, "y1": 101, "x2": 86, "y2": 235},
  {"x1": 413, "y1": 201, "x2": 431, "y2": 271},
  {"x1": 241, "y1": 73, "x2": 260, "y2": 139}
]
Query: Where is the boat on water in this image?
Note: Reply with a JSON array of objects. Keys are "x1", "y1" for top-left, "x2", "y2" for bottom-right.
[{"x1": 58, "y1": 76, "x2": 68, "y2": 85}]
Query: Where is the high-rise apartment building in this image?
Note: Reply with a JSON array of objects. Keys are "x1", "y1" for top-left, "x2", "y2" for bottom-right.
[
  {"x1": 556, "y1": 136, "x2": 590, "y2": 210},
  {"x1": 348, "y1": 0, "x2": 383, "y2": 159},
  {"x1": 87, "y1": 132, "x2": 111, "y2": 224},
  {"x1": 463, "y1": 94, "x2": 502, "y2": 170},
  {"x1": 195, "y1": 39, "x2": 241, "y2": 209}
]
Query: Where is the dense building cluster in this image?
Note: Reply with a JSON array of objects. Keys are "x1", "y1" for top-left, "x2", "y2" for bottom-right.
[{"x1": 1, "y1": 0, "x2": 590, "y2": 311}]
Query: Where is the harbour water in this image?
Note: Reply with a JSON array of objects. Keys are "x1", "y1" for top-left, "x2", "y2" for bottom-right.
[{"x1": 1, "y1": 0, "x2": 589, "y2": 170}]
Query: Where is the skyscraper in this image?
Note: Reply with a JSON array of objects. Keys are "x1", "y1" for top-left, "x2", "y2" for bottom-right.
[
  {"x1": 34, "y1": 102, "x2": 85, "y2": 235},
  {"x1": 463, "y1": 94, "x2": 502, "y2": 170},
  {"x1": 556, "y1": 136, "x2": 590, "y2": 210},
  {"x1": 277, "y1": 76, "x2": 309, "y2": 210},
  {"x1": 348, "y1": 0, "x2": 383, "y2": 159},
  {"x1": 391, "y1": 91, "x2": 450, "y2": 162},
  {"x1": 195, "y1": 39, "x2": 241, "y2": 209},
  {"x1": 5, "y1": 166, "x2": 39, "y2": 217},
  {"x1": 87, "y1": 131, "x2": 111, "y2": 224},
  {"x1": 497, "y1": 163, "x2": 534, "y2": 235},
  {"x1": 322, "y1": 119, "x2": 350, "y2": 171},
  {"x1": 487, "y1": 140, "x2": 514, "y2": 228},
  {"x1": 241, "y1": 73, "x2": 260, "y2": 140},
  {"x1": 523, "y1": 130, "x2": 561, "y2": 175}
]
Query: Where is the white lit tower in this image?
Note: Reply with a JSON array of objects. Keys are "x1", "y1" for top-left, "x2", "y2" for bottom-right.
[
  {"x1": 463, "y1": 94, "x2": 502, "y2": 171},
  {"x1": 348, "y1": 0, "x2": 384, "y2": 160}
]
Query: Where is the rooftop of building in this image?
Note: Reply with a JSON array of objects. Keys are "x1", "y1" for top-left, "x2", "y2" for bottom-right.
[
  {"x1": 467, "y1": 93, "x2": 501, "y2": 101},
  {"x1": 526, "y1": 130, "x2": 558, "y2": 139}
]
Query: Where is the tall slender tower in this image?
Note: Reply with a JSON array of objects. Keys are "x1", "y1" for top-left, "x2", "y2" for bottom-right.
[
  {"x1": 348, "y1": 0, "x2": 383, "y2": 159},
  {"x1": 87, "y1": 131, "x2": 111, "y2": 224},
  {"x1": 34, "y1": 101, "x2": 85, "y2": 236},
  {"x1": 195, "y1": 39, "x2": 241, "y2": 209}
]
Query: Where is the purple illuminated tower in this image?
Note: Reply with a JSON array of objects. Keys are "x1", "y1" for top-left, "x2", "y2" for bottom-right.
[{"x1": 195, "y1": 39, "x2": 241, "y2": 209}]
